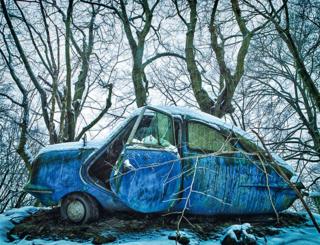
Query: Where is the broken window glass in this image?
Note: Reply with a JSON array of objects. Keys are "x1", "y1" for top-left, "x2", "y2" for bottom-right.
[
  {"x1": 157, "y1": 112, "x2": 174, "y2": 147},
  {"x1": 188, "y1": 121, "x2": 233, "y2": 152},
  {"x1": 132, "y1": 110, "x2": 175, "y2": 148}
]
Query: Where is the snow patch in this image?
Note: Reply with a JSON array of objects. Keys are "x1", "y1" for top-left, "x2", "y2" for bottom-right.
[
  {"x1": 309, "y1": 192, "x2": 320, "y2": 197},
  {"x1": 0, "y1": 207, "x2": 89, "y2": 245},
  {"x1": 263, "y1": 212, "x2": 320, "y2": 245},
  {"x1": 0, "y1": 206, "x2": 38, "y2": 244},
  {"x1": 221, "y1": 223, "x2": 256, "y2": 244},
  {"x1": 14, "y1": 239, "x2": 86, "y2": 245},
  {"x1": 271, "y1": 153, "x2": 294, "y2": 174},
  {"x1": 1, "y1": 207, "x2": 320, "y2": 244},
  {"x1": 38, "y1": 140, "x2": 105, "y2": 155},
  {"x1": 24, "y1": 145, "x2": 34, "y2": 163}
]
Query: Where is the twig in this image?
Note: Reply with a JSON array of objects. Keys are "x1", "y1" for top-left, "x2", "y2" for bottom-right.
[
  {"x1": 252, "y1": 129, "x2": 320, "y2": 233},
  {"x1": 256, "y1": 153, "x2": 280, "y2": 223},
  {"x1": 176, "y1": 156, "x2": 199, "y2": 237}
]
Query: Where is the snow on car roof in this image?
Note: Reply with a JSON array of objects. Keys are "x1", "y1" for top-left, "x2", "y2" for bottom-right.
[
  {"x1": 153, "y1": 105, "x2": 256, "y2": 141},
  {"x1": 38, "y1": 140, "x2": 104, "y2": 155}
]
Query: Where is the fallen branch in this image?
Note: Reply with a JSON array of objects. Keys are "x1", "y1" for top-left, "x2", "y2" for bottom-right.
[{"x1": 252, "y1": 130, "x2": 320, "y2": 233}]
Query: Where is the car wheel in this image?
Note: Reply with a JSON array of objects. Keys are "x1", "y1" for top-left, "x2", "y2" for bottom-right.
[{"x1": 60, "y1": 193, "x2": 99, "y2": 224}]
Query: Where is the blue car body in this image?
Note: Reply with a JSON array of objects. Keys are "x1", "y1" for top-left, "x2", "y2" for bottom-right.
[{"x1": 25, "y1": 106, "x2": 300, "y2": 215}]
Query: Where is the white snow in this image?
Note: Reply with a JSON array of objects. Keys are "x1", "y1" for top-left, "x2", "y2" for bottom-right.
[
  {"x1": 24, "y1": 145, "x2": 34, "y2": 163},
  {"x1": 309, "y1": 192, "x2": 320, "y2": 197},
  {"x1": 38, "y1": 140, "x2": 105, "y2": 155},
  {"x1": 263, "y1": 212, "x2": 320, "y2": 244},
  {"x1": 271, "y1": 153, "x2": 294, "y2": 174},
  {"x1": 1, "y1": 207, "x2": 320, "y2": 244},
  {"x1": 0, "y1": 206, "x2": 38, "y2": 244},
  {"x1": 0, "y1": 207, "x2": 90, "y2": 245},
  {"x1": 14, "y1": 239, "x2": 87, "y2": 245},
  {"x1": 220, "y1": 223, "x2": 256, "y2": 243},
  {"x1": 123, "y1": 159, "x2": 135, "y2": 171}
]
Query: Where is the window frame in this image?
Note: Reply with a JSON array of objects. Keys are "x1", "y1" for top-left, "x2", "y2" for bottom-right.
[{"x1": 127, "y1": 106, "x2": 177, "y2": 149}]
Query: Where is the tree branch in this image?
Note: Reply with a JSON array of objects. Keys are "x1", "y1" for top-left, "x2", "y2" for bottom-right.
[
  {"x1": 75, "y1": 84, "x2": 113, "y2": 141},
  {"x1": 142, "y1": 52, "x2": 185, "y2": 69}
]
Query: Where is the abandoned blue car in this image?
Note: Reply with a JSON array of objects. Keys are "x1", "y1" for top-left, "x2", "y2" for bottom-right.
[{"x1": 24, "y1": 106, "x2": 302, "y2": 223}]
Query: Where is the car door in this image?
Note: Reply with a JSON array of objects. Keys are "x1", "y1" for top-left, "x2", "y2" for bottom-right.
[{"x1": 110, "y1": 107, "x2": 182, "y2": 213}]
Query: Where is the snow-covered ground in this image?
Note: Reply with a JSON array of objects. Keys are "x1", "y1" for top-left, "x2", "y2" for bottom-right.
[
  {"x1": 1, "y1": 207, "x2": 320, "y2": 244},
  {"x1": 0, "y1": 207, "x2": 82, "y2": 245}
]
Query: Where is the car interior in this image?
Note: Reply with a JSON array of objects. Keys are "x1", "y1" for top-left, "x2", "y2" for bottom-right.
[{"x1": 88, "y1": 112, "x2": 181, "y2": 190}]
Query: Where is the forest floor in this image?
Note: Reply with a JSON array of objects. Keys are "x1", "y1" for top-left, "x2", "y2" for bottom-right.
[{"x1": 7, "y1": 207, "x2": 317, "y2": 244}]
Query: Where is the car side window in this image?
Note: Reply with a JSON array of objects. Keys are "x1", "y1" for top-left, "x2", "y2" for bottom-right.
[
  {"x1": 187, "y1": 121, "x2": 234, "y2": 153},
  {"x1": 132, "y1": 111, "x2": 175, "y2": 148}
]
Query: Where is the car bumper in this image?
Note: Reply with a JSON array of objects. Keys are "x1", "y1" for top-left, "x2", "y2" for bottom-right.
[{"x1": 24, "y1": 183, "x2": 57, "y2": 206}]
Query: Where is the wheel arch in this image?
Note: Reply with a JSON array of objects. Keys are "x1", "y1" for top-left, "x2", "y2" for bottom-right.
[
  {"x1": 59, "y1": 191, "x2": 101, "y2": 223},
  {"x1": 59, "y1": 191, "x2": 102, "y2": 209}
]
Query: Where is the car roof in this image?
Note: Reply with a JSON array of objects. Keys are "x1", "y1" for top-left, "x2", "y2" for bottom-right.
[{"x1": 143, "y1": 105, "x2": 255, "y2": 141}]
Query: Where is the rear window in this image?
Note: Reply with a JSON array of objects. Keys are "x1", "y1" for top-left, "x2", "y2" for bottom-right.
[{"x1": 187, "y1": 121, "x2": 233, "y2": 152}]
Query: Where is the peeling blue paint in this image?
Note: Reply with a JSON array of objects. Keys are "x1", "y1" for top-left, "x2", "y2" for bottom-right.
[
  {"x1": 110, "y1": 147, "x2": 181, "y2": 213},
  {"x1": 173, "y1": 150, "x2": 297, "y2": 215}
]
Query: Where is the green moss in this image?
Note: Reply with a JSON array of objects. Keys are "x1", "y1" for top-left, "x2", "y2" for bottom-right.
[
  {"x1": 24, "y1": 183, "x2": 52, "y2": 192},
  {"x1": 188, "y1": 122, "x2": 234, "y2": 152}
]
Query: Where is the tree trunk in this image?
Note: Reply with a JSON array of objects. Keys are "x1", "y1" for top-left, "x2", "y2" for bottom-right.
[
  {"x1": 64, "y1": 0, "x2": 75, "y2": 141},
  {"x1": 185, "y1": 0, "x2": 214, "y2": 114}
]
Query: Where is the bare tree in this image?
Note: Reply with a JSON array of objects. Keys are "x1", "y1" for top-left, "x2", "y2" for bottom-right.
[
  {"x1": 82, "y1": 0, "x2": 185, "y2": 107},
  {"x1": 0, "y1": 87, "x2": 40, "y2": 212},
  {"x1": 242, "y1": 0, "x2": 319, "y2": 159},
  {"x1": 173, "y1": 0, "x2": 267, "y2": 117},
  {"x1": 0, "y1": 0, "x2": 117, "y2": 148},
  {"x1": 244, "y1": 0, "x2": 320, "y2": 113}
]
